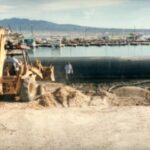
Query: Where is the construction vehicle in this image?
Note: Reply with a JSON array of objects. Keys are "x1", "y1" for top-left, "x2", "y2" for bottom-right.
[{"x1": 0, "y1": 28, "x2": 43, "y2": 102}]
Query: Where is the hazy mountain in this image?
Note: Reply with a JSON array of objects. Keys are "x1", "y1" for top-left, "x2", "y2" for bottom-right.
[{"x1": 0, "y1": 18, "x2": 150, "y2": 33}]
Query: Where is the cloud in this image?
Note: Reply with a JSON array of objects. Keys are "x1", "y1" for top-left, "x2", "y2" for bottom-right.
[
  {"x1": 83, "y1": 9, "x2": 96, "y2": 19},
  {"x1": 0, "y1": 5, "x2": 13, "y2": 13},
  {"x1": 3, "y1": 0, "x2": 150, "y2": 29},
  {"x1": 0, "y1": 0, "x2": 126, "y2": 14},
  {"x1": 41, "y1": 0, "x2": 125, "y2": 11}
]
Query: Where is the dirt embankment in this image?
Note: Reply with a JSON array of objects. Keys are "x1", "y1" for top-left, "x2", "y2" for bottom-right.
[
  {"x1": 1, "y1": 81, "x2": 150, "y2": 109},
  {"x1": 37, "y1": 83, "x2": 90, "y2": 108},
  {"x1": 35, "y1": 82, "x2": 150, "y2": 108}
]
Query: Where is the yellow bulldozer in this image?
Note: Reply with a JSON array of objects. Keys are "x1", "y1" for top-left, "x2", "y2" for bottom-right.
[{"x1": 0, "y1": 28, "x2": 43, "y2": 102}]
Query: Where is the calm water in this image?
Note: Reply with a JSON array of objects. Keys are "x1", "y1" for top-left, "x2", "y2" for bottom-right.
[{"x1": 29, "y1": 45, "x2": 150, "y2": 58}]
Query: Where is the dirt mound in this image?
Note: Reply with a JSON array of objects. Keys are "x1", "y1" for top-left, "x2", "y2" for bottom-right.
[
  {"x1": 38, "y1": 84, "x2": 150, "y2": 107},
  {"x1": 37, "y1": 84, "x2": 90, "y2": 108},
  {"x1": 2, "y1": 82, "x2": 150, "y2": 109},
  {"x1": 89, "y1": 90, "x2": 118, "y2": 107},
  {"x1": 53, "y1": 86, "x2": 90, "y2": 107},
  {"x1": 88, "y1": 86, "x2": 150, "y2": 107},
  {"x1": 113, "y1": 86, "x2": 150, "y2": 97},
  {"x1": 38, "y1": 93, "x2": 57, "y2": 107},
  {"x1": 111, "y1": 86, "x2": 150, "y2": 106}
]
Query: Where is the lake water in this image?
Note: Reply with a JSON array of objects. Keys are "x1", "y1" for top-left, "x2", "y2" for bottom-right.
[{"x1": 29, "y1": 45, "x2": 150, "y2": 58}]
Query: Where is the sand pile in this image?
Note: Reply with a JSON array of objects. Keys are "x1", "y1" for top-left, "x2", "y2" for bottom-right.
[
  {"x1": 111, "y1": 86, "x2": 150, "y2": 106},
  {"x1": 89, "y1": 90, "x2": 118, "y2": 107},
  {"x1": 37, "y1": 84, "x2": 90, "y2": 108},
  {"x1": 2, "y1": 83, "x2": 150, "y2": 109},
  {"x1": 38, "y1": 94, "x2": 57, "y2": 107},
  {"x1": 113, "y1": 86, "x2": 150, "y2": 98},
  {"x1": 85, "y1": 86, "x2": 150, "y2": 107},
  {"x1": 53, "y1": 86, "x2": 90, "y2": 107},
  {"x1": 37, "y1": 84, "x2": 150, "y2": 107}
]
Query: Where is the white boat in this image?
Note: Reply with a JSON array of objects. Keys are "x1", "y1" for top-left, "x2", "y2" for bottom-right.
[{"x1": 51, "y1": 39, "x2": 63, "y2": 48}]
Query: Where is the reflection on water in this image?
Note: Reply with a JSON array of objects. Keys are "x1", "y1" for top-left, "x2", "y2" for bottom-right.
[{"x1": 29, "y1": 45, "x2": 150, "y2": 58}]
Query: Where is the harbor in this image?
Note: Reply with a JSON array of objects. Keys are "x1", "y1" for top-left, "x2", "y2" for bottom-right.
[
  {"x1": 5, "y1": 31, "x2": 150, "y2": 81},
  {"x1": 9, "y1": 31, "x2": 150, "y2": 48},
  {"x1": 35, "y1": 33, "x2": 150, "y2": 48}
]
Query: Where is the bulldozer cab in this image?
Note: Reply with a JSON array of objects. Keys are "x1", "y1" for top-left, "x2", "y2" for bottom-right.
[
  {"x1": 1, "y1": 49, "x2": 29, "y2": 95},
  {"x1": 5, "y1": 50, "x2": 28, "y2": 74}
]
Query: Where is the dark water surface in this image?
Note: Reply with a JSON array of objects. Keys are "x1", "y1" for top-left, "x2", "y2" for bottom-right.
[{"x1": 29, "y1": 46, "x2": 150, "y2": 81}]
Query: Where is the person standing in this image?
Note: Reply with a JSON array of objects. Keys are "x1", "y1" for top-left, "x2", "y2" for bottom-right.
[{"x1": 64, "y1": 62, "x2": 73, "y2": 81}]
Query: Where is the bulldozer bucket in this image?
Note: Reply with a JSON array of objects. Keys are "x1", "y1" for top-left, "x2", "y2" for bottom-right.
[{"x1": 29, "y1": 67, "x2": 43, "y2": 79}]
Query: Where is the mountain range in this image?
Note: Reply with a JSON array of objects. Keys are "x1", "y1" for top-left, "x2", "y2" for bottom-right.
[{"x1": 0, "y1": 18, "x2": 150, "y2": 33}]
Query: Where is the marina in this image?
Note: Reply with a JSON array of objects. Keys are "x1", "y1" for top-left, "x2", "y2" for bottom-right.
[
  {"x1": 36, "y1": 38, "x2": 150, "y2": 48},
  {"x1": 35, "y1": 33, "x2": 150, "y2": 48},
  {"x1": 5, "y1": 31, "x2": 150, "y2": 80}
]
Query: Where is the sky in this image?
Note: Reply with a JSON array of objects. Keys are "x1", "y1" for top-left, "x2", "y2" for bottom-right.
[{"x1": 0, "y1": 0, "x2": 150, "y2": 29}]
